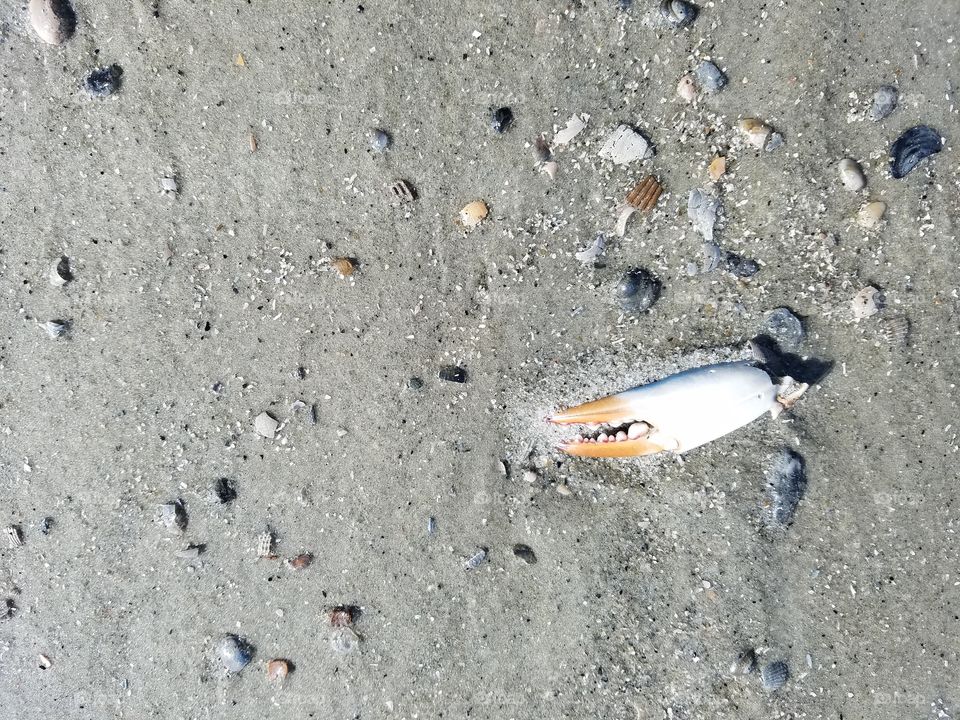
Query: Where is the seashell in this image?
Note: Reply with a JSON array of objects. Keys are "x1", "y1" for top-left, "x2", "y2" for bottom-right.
[
  {"x1": 764, "y1": 448, "x2": 806, "y2": 526},
  {"x1": 763, "y1": 307, "x2": 804, "y2": 349},
  {"x1": 708, "y1": 155, "x2": 726, "y2": 181},
  {"x1": 722, "y1": 251, "x2": 759, "y2": 278},
  {"x1": 879, "y1": 315, "x2": 910, "y2": 346},
  {"x1": 738, "y1": 118, "x2": 772, "y2": 150},
  {"x1": 660, "y1": 0, "x2": 698, "y2": 28},
  {"x1": 626, "y1": 175, "x2": 663, "y2": 212},
  {"x1": 84, "y1": 64, "x2": 122, "y2": 97},
  {"x1": 211, "y1": 477, "x2": 236, "y2": 504},
  {"x1": 553, "y1": 113, "x2": 589, "y2": 146},
  {"x1": 889, "y1": 125, "x2": 943, "y2": 179},
  {"x1": 851, "y1": 285, "x2": 883, "y2": 320},
  {"x1": 29, "y1": 0, "x2": 76, "y2": 45},
  {"x1": 427, "y1": 516, "x2": 437, "y2": 536},
  {"x1": 512, "y1": 543, "x2": 537, "y2": 564},
  {"x1": 158, "y1": 501, "x2": 187, "y2": 532},
  {"x1": 838, "y1": 158, "x2": 866, "y2": 192},
  {"x1": 160, "y1": 176, "x2": 178, "y2": 193},
  {"x1": 760, "y1": 660, "x2": 789, "y2": 691},
  {"x1": 458, "y1": 200, "x2": 488, "y2": 228},
  {"x1": 0, "y1": 598, "x2": 14, "y2": 621},
  {"x1": 616, "y1": 268, "x2": 661, "y2": 314},
  {"x1": 249, "y1": 133, "x2": 258, "y2": 152},
  {"x1": 533, "y1": 135, "x2": 552, "y2": 162},
  {"x1": 4, "y1": 525, "x2": 24, "y2": 548},
  {"x1": 676, "y1": 74, "x2": 697, "y2": 103},
  {"x1": 764, "y1": 131, "x2": 784, "y2": 152},
  {"x1": 687, "y1": 188, "x2": 720, "y2": 241},
  {"x1": 388, "y1": 179, "x2": 416, "y2": 204},
  {"x1": 407, "y1": 376, "x2": 424, "y2": 390},
  {"x1": 38, "y1": 654, "x2": 52, "y2": 670},
  {"x1": 42, "y1": 319, "x2": 69, "y2": 338},
  {"x1": 694, "y1": 60, "x2": 727, "y2": 93},
  {"x1": 256, "y1": 530, "x2": 274, "y2": 558},
  {"x1": 541, "y1": 160, "x2": 558, "y2": 179},
  {"x1": 217, "y1": 634, "x2": 254, "y2": 673},
  {"x1": 700, "y1": 242, "x2": 723, "y2": 273},
  {"x1": 730, "y1": 648, "x2": 757, "y2": 675},
  {"x1": 490, "y1": 106, "x2": 513, "y2": 134},
  {"x1": 465, "y1": 547, "x2": 488, "y2": 570},
  {"x1": 330, "y1": 627, "x2": 360, "y2": 654},
  {"x1": 254, "y1": 411, "x2": 279, "y2": 438},
  {"x1": 266, "y1": 659, "x2": 291, "y2": 682},
  {"x1": 331, "y1": 257, "x2": 356, "y2": 277},
  {"x1": 40, "y1": 516, "x2": 54, "y2": 535},
  {"x1": 599, "y1": 124, "x2": 653, "y2": 165},
  {"x1": 49, "y1": 256, "x2": 71, "y2": 286},
  {"x1": 329, "y1": 605, "x2": 358, "y2": 627},
  {"x1": 856, "y1": 201, "x2": 886, "y2": 229},
  {"x1": 438, "y1": 364, "x2": 467, "y2": 383},
  {"x1": 867, "y1": 85, "x2": 898, "y2": 122},
  {"x1": 575, "y1": 233, "x2": 606, "y2": 266},
  {"x1": 288, "y1": 553, "x2": 313, "y2": 570},
  {"x1": 369, "y1": 128, "x2": 390, "y2": 152}
]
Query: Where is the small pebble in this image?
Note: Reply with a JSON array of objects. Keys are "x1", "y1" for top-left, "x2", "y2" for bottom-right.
[
  {"x1": 465, "y1": 547, "x2": 488, "y2": 570},
  {"x1": 266, "y1": 659, "x2": 291, "y2": 682},
  {"x1": 438, "y1": 365, "x2": 467, "y2": 383},
  {"x1": 765, "y1": 449, "x2": 807, "y2": 526},
  {"x1": 555, "y1": 484, "x2": 572, "y2": 496},
  {"x1": 84, "y1": 64, "x2": 122, "y2": 97},
  {"x1": 760, "y1": 660, "x2": 789, "y2": 691},
  {"x1": 42, "y1": 320, "x2": 68, "y2": 338},
  {"x1": 288, "y1": 553, "x2": 313, "y2": 570},
  {"x1": 369, "y1": 128, "x2": 391, "y2": 152},
  {"x1": 708, "y1": 155, "x2": 726, "y2": 181},
  {"x1": 407, "y1": 376, "x2": 424, "y2": 390},
  {"x1": 512, "y1": 544, "x2": 538, "y2": 564},
  {"x1": 763, "y1": 307, "x2": 804, "y2": 348},
  {"x1": 838, "y1": 158, "x2": 866, "y2": 192},
  {"x1": 694, "y1": 60, "x2": 727, "y2": 93},
  {"x1": 523, "y1": 469, "x2": 538, "y2": 484},
  {"x1": 616, "y1": 268, "x2": 661, "y2": 314},
  {"x1": 722, "y1": 251, "x2": 759, "y2": 278},
  {"x1": 868, "y1": 85, "x2": 898, "y2": 122},
  {"x1": 217, "y1": 634, "x2": 254, "y2": 673},
  {"x1": 254, "y1": 411, "x2": 279, "y2": 438},
  {"x1": 490, "y1": 106, "x2": 513, "y2": 134},
  {"x1": 676, "y1": 74, "x2": 697, "y2": 103}
]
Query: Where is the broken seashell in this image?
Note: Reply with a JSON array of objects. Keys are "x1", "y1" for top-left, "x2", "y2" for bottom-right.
[
  {"x1": 708, "y1": 155, "x2": 726, "y2": 181},
  {"x1": 723, "y1": 251, "x2": 759, "y2": 278},
  {"x1": 889, "y1": 125, "x2": 943, "y2": 179},
  {"x1": 764, "y1": 132, "x2": 784, "y2": 152},
  {"x1": 254, "y1": 411, "x2": 279, "y2": 438},
  {"x1": 388, "y1": 179, "x2": 416, "y2": 204},
  {"x1": 465, "y1": 547, "x2": 488, "y2": 570},
  {"x1": 438, "y1": 364, "x2": 467, "y2": 383},
  {"x1": 490, "y1": 106, "x2": 513, "y2": 134},
  {"x1": 218, "y1": 634, "x2": 254, "y2": 673},
  {"x1": 575, "y1": 233, "x2": 606, "y2": 266},
  {"x1": 331, "y1": 257, "x2": 356, "y2": 277},
  {"x1": 879, "y1": 315, "x2": 910, "y2": 346},
  {"x1": 838, "y1": 158, "x2": 866, "y2": 192},
  {"x1": 288, "y1": 553, "x2": 313, "y2": 570},
  {"x1": 29, "y1": 0, "x2": 76, "y2": 45},
  {"x1": 553, "y1": 113, "x2": 589, "y2": 146},
  {"x1": 764, "y1": 448, "x2": 807, "y2": 526},
  {"x1": 856, "y1": 201, "x2": 886, "y2": 229},
  {"x1": 694, "y1": 60, "x2": 727, "y2": 94},
  {"x1": 851, "y1": 285, "x2": 883, "y2": 320},
  {"x1": 211, "y1": 477, "x2": 236, "y2": 504},
  {"x1": 738, "y1": 118, "x2": 773, "y2": 150},
  {"x1": 867, "y1": 85, "x2": 898, "y2": 122},
  {"x1": 38, "y1": 654, "x2": 52, "y2": 670},
  {"x1": 616, "y1": 268, "x2": 661, "y2": 314},
  {"x1": 330, "y1": 627, "x2": 360, "y2": 654},
  {"x1": 541, "y1": 160, "x2": 558, "y2": 179},
  {"x1": 730, "y1": 648, "x2": 757, "y2": 676},
  {"x1": 4, "y1": 526, "x2": 24, "y2": 548},
  {"x1": 256, "y1": 530, "x2": 274, "y2": 558},
  {"x1": 599, "y1": 124, "x2": 653, "y2": 165},
  {"x1": 626, "y1": 175, "x2": 662, "y2": 212},
  {"x1": 676, "y1": 74, "x2": 697, "y2": 103},
  {"x1": 533, "y1": 135, "x2": 552, "y2": 162},
  {"x1": 42, "y1": 320, "x2": 69, "y2": 338},
  {"x1": 329, "y1": 605, "x2": 358, "y2": 627},
  {"x1": 267, "y1": 659, "x2": 291, "y2": 682},
  {"x1": 687, "y1": 188, "x2": 720, "y2": 241},
  {"x1": 512, "y1": 543, "x2": 537, "y2": 564},
  {"x1": 458, "y1": 200, "x2": 488, "y2": 229},
  {"x1": 369, "y1": 128, "x2": 390, "y2": 152},
  {"x1": 49, "y1": 256, "x2": 71, "y2": 286},
  {"x1": 763, "y1": 307, "x2": 804, "y2": 349},
  {"x1": 85, "y1": 64, "x2": 123, "y2": 97},
  {"x1": 660, "y1": 0, "x2": 698, "y2": 28},
  {"x1": 158, "y1": 501, "x2": 187, "y2": 532},
  {"x1": 0, "y1": 598, "x2": 14, "y2": 621}
]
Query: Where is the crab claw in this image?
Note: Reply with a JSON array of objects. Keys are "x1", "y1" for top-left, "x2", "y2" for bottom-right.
[{"x1": 550, "y1": 362, "x2": 791, "y2": 458}]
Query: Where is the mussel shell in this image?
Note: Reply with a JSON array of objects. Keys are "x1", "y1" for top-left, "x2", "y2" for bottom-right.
[
  {"x1": 490, "y1": 106, "x2": 513, "y2": 134},
  {"x1": 616, "y1": 268, "x2": 661, "y2": 314},
  {"x1": 660, "y1": 0, "x2": 698, "y2": 27},
  {"x1": 84, "y1": 65, "x2": 122, "y2": 97},
  {"x1": 218, "y1": 634, "x2": 254, "y2": 673},
  {"x1": 889, "y1": 125, "x2": 943, "y2": 179},
  {"x1": 760, "y1": 660, "x2": 789, "y2": 691}
]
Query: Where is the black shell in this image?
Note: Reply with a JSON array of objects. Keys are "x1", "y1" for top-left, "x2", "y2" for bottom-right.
[
  {"x1": 890, "y1": 125, "x2": 943, "y2": 179},
  {"x1": 660, "y1": 0, "x2": 698, "y2": 27},
  {"x1": 84, "y1": 65, "x2": 123, "y2": 97},
  {"x1": 616, "y1": 268, "x2": 661, "y2": 314},
  {"x1": 490, "y1": 107, "x2": 513, "y2": 134},
  {"x1": 438, "y1": 365, "x2": 467, "y2": 383}
]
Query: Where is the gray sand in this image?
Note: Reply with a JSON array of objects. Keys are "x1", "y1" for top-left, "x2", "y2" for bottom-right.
[{"x1": 1, "y1": 0, "x2": 959, "y2": 718}]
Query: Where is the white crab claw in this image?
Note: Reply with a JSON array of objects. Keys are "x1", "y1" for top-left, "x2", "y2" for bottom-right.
[{"x1": 549, "y1": 362, "x2": 792, "y2": 458}]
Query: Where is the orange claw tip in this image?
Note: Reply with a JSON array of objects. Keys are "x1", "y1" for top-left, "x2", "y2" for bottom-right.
[
  {"x1": 547, "y1": 391, "x2": 640, "y2": 427},
  {"x1": 557, "y1": 436, "x2": 667, "y2": 458}
]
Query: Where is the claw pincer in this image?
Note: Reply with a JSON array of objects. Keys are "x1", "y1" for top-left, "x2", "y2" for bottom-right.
[{"x1": 549, "y1": 362, "x2": 802, "y2": 458}]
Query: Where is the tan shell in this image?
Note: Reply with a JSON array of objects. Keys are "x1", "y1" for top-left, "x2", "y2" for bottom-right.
[
  {"x1": 459, "y1": 200, "x2": 488, "y2": 229},
  {"x1": 331, "y1": 257, "x2": 356, "y2": 277},
  {"x1": 266, "y1": 659, "x2": 290, "y2": 682},
  {"x1": 708, "y1": 156, "x2": 726, "y2": 181},
  {"x1": 29, "y1": 0, "x2": 76, "y2": 45},
  {"x1": 626, "y1": 175, "x2": 662, "y2": 212},
  {"x1": 288, "y1": 553, "x2": 313, "y2": 570},
  {"x1": 676, "y1": 74, "x2": 697, "y2": 103},
  {"x1": 739, "y1": 118, "x2": 772, "y2": 149},
  {"x1": 838, "y1": 158, "x2": 866, "y2": 192},
  {"x1": 856, "y1": 201, "x2": 886, "y2": 229},
  {"x1": 851, "y1": 286, "x2": 883, "y2": 320}
]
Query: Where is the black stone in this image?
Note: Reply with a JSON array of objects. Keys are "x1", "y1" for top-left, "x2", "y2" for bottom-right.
[
  {"x1": 438, "y1": 365, "x2": 467, "y2": 383},
  {"x1": 84, "y1": 64, "x2": 123, "y2": 97}
]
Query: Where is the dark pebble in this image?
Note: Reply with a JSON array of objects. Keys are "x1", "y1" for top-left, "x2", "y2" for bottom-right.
[
  {"x1": 84, "y1": 64, "x2": 123, "y2": 97},
  {"x1": 512, "y1": 544, "x2": 538, "y2": 564},
  {"x1": 890, "y1": 125, "x2": 943, "y2": 179},
  {"x1": 722, "y1": 251, "x2": 759, "y2": 278},
  {"x1": 765, "y1": 449, "x2": 806, "y2": 527},
  {"x1": 490, "y1": 107, "x2": 513, "y2": 134},
  {"x1": 763, "y1": 307, "x2": 804, "y2": 348},
  {"x1": 408, "y1": 376, "x2": 424, "y2": 390},
  {"x1": 40, "y1": 517, "x2": 54, "y2": 535},
  {"x1": 438, "y1": 365, "x2": 467, "y2": 383},
  {"x1": 616, "y1": 268, "x2": 661, "y2": 314},
  {"x1": 212, "y1": 477, "x2": 237, "y2": 504}
]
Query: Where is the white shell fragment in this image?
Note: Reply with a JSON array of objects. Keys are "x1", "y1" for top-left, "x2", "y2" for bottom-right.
[
  {"x1": 598, "y1": 125, "x2": 653, "y2": 165},
  {"x1": 254, "y1": 411, "x2": 279, "y2": 438},
  {"x1": 857, "y1": 201, "x2": 886, "y2": 229},
  {"x1": 676, "y1": 74, "x2": 697, "y2": 103},
  {"x1": 218, "y1": 634, "x2": 254, "y2": 673},
  {"x1": 464, "y1": 547, "x2": 488, "y2": 570},
  {"x1": 5, "y1": 526, "x2": 24, "y2": 548},
  {"x1": 760, "y1": 661, "x2": 789, "y2": 691},
  {"x1": 459, "y1": 200, "x2": 488, "y2": 229},
  {"x1": 575, "y1": 233, "x2": 606, "y2": 265},
  {"x1": 42, "y1": 320, "x2": 69, "y2": 338},
  {"x1": 29, "y1": 0, "x2": 76, "y2": 45},
  {"x1": 256, "y1": 531, "x2": 274, "y2": 558},
  {"x1": 160, "y1": 176, "x2": 178, "y2": 193},
  {"x1": 552, "y1": 113, "x2": 589, "y2": 146},
  {"x1": 158, "y1": 501, "x2": 187, "y2": 532},
  {"x1": 330, "y1": 627, "x2": 360, "y2": 654},
  {"x1": 838, "y1": 158, "x2": 866, "y2": 192},
  {"x1": 687, "y1": 188, "x2": 720, "y2": 242},
  {"x1": 738, "y1": 118, "x2": 773, "y2": 149},
  {"x1": 49, "y1": 256, "x2": 71, "y2": 286},
  {"x1": 851, "y1": 286, "x2": 883, "y2": 320}
]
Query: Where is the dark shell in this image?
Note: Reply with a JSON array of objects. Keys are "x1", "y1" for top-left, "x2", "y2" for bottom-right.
[
  {"x1": 694, "y1": 61, "x2": 727, "y2": 93},
  {"x1": 217, "y1": 634, "x2": 254, "y2": 673},
  {"x1": 730, "y1": 648, "x2": 757, "y2": 675},
  {"x1": 722, "y1": 251, "x2": 759, "y2": 278},
  {"x1": 763, "y1": 307, "x2": 804, "y2": 349},
  {"x1": 369, "y1": 128, "x2": 391, "y2": 152},
  {"x1": 490, "y1": 107, "x2": 513, "y2": 134},
  {"x1": 512, "y1": 543, "x2": 538, "y2": 564},
  {"x1": 760, "y1": 660, "x2": 789, "y2": 691},
  {"x1": 407, "y1": 376, "x2": 424, "y2": 390},
  {"x1": 212, "y1": 477, "x2": 237, "y2": 504},
  {"x1": 765, "y1": 449, "x2": 806, "y2": 526},
  {"x1": 616, "y1": 268, "x2": 661, "y2": 314},
  {"x1": 868, "y1": 85, "x2": 898, "y2": 122},
  {"x1": 438, "y1": 365, "x2": 467, "y2": 383},
  {"x1": 84, "y1": 65, "x2": 123, "y2": 97},
  {"x1": 660, "y1": 0, "x2": 698, "y2": 27},
  {"x1": 890, "y1": 125, "x2": 943, "y2": 179}
]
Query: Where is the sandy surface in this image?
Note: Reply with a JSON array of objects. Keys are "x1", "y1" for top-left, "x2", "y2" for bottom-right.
[{"x1": 1, "y1": 0, "x2": 959, "y2": 718}]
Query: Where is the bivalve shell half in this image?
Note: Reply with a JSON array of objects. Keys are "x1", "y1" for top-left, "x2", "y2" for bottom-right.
[
  {"x1": 29, "y1": 0, "x2": 76, "y2": 45},
  {"x1": 660, "y1": 0, "x2": 698, "y2": 28},
  {"x1": 738, "y1": 118, "x2": 772, "y2": 150},
  {"x1": 856, "y1": 201, "x2": 886, "y2": 229},
  {"x1": 676, "y1": 74, "x2": 697, "y2": 103},
  {"x1": 889, "y1": 125, "x2": 943, "y2": 179},
  {"x1": 49, "y1": 256, "x2": 72, "y2": 286},
  {"x1": 626, "y1": 175, "x2": 662, "y2": 212},
  {"x1": 458, "y1": 200, "x2": 488, "y2": 229},
  {"x1": 851, "y1": 286, "x2": 883, "y2": 320},
  {"x1": 760, "y1": 661, "x2": 789, "y2": 691},
  {"x1": 838, "y1": 158, "x2": 866, "y2": 192}
]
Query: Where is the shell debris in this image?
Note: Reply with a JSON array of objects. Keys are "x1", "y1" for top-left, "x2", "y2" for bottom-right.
[
  {"x1": 254, "y1": 411, "x2": 279, "y2": 438},
  {"x1": 599, "y1": 125, "x2": 653, "y2": 165},
  {"x1": 626, "y1": 175, "x2": 663, "y2": 212},
  {"x1": 458, "y1": 200, "x2": 488, "y2": 229},
  {"x1": 266, "y1": 658, "x2": 291, "y2": 682},
  {"x1": 158, "y1": 501, "x2": 187, "y2": 532},
  {"x1": 217, "y1": 634, "x2": 254, "y2": 673},
  {"x1": 49, "y1": 256, "x2": 72, "y2": 287},
  {"x1": 676, "y1": 74, "x2": 697, "y2": 103},
  {"x1": 856, "y1": 201, "x2": 886, "y2": 229},
  {"x1": 464, "y1": 547, "x2": 488, "y2": 570},
  {"x1": 760, "y1": 660, "x2": 789, "y2": 691},
  {"x1": 388, "y1": 179, "x2": 416, "y2": 204},
  {"x1": 694, "y1": 60, "x2": 727, "y2": 93},
  {"x1": 868, "y1": 85, "x2": 898, "y2": 122},
  {"x1": 256, "y1": 530, "x2": 275, "y2": 558},
  {"x1": 879, "y1": 315, "x2": 910, "y2": 346},
  {"x1": 851, "y1": 286, "x2": 883, "y2": 320},
  {"x1": 660, "y1": 0, "x2": 697, "y2": 28},
  {"x1": 707, "y1": 155, "x2": 726, "y2": 181},
  {"x1": 29, "y1": 0, "x2": 76, "y2": 45},
  {"x1": 764, "y1": 449, "x2": 807, "y2": 527},
  {"x1": 575, "y1": 233, "x2": 606, "y2": 266},
  {"x1": 287, "y1": 552, "x2": 313, "y2": 570},
  {"x1": 331, "y1": 257, "x2": 357, "y2": 278},
  {"x1": 838, "y1": 158, "x2": 866, "y2": 192},
  {"x1": 42, "y1": 320, "x2": 69, "y2": 338},
  {"x1": 4, "y1": 525, "x2": 24, "y2": 548},
  {"x1": 687, "y1": 188, "x2": 720, "y2": 241},
  {"x1": 552, "y1": 113, "x2": 589, "y2": 146}
]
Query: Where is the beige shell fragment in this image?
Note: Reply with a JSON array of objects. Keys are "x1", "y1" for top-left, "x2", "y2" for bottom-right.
[
  {"x1": 552, "y1": 113, "x2": 589, "y2": 146},
  {"x1": 599, "y1": 125, "x2": 652, "y2": 165},
  {"x1": 838, "y1": 158, "x2": 866, "y2": 192},
  {"x1": 459, "y1": 200, "x2": 488, "y2": 229},
  {"x1": 331, "y1": 257, "x2": 356, "y2": 277},
  {"x1": 857, "y1": 201, "x2": 886, "y2": 229},
  {"x1": 852, "y1": 286, "x2": 883, "y2": 320},
  {"x1": 708, "y1": 156, "x2": 726, "y2": 181},
  {"x1": 254, "y1": 411, "x2": 279, "y2": 438},
  {"x1": 676, "y1": 74, "x2": 697, "y2": 103},
  {"x1": 29, "y1": 0, "x2": 76, "y2": 45},
  {"x1": 541, "y1": 161, "x2": 558, "y2": 179},
  {"x1": 739, "y1": 118, "x2": 772, "y2": 149}
]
